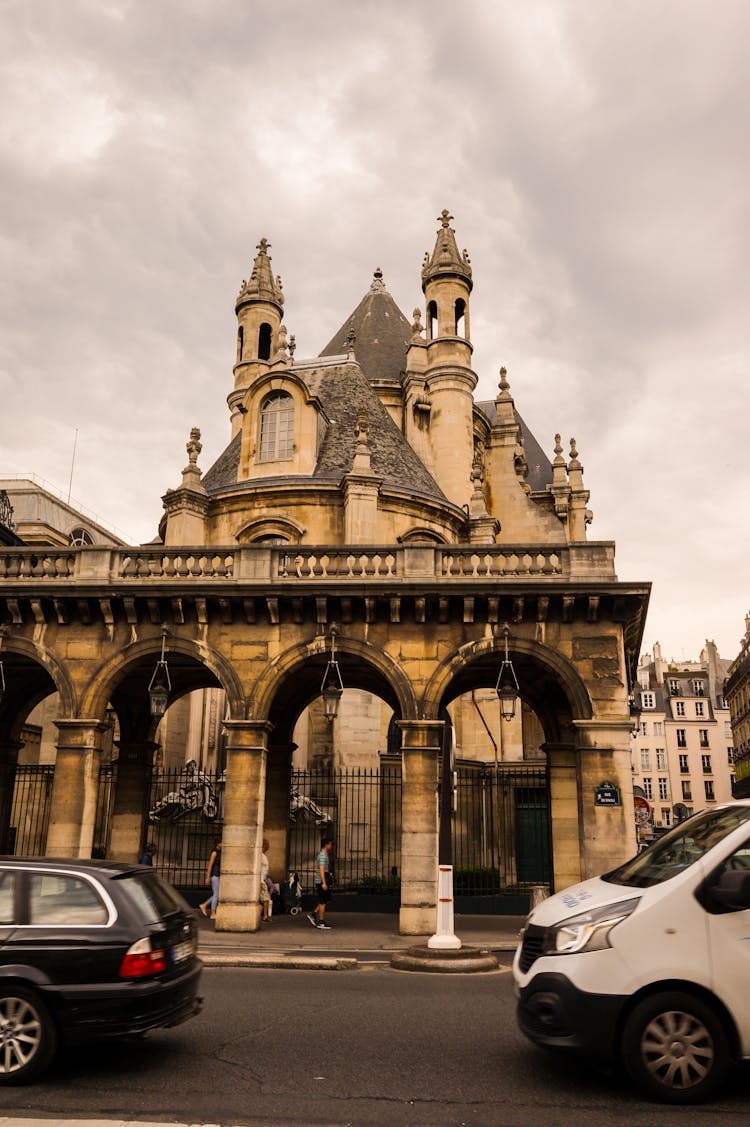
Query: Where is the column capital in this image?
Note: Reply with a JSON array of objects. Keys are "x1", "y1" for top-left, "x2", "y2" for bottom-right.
[
  {"x1": 223, "y1": 719, "x2": 274, "y2": 752},
  {"x1": 53, "y1": 719, "x2": 110, "y2": 750},
  {"x1": 397, "y1": 719, "x2": 445, "y2": 753}
]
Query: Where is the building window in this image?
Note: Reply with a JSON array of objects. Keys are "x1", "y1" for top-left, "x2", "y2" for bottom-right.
[
  {"x1": 677, "y1": 729, "x2": 687, "y2": 748},
  {"x1": 427, "y1": 300, "x2": 438, "y2": 339},
  {"x1": 640, "y1": 749, "x2": 651, "y2": 772},
  {"x1": 676, "y1": 701, "x2": 685, "y2": 717},
  {"x1": 640, "y1": 721, "x2": 648, "y2": 737},
  {"x1": 725, "y1": 722, "x2": 733, "y2": 738},
  {"x1": 693, "y1": 680, "x2": 705, "y2": 696},
  {"x1": 705, "y1": 780, "x2": 715, "y2": 801},
  {"x1": 701, "y1": 754, "x2": 712, "y2": 774},
  {"x1": 668, "y1": 679, "x2": 679, "y2": 696},
  {"x1": 728, "y1": 748, "x2": 735, "y2": 765},
  {"x1": 662, "y1": 809, "x2": 671, "y2": 827},
  {"x1": 454, "y1": 298, "x2": 466, "y2": 336},
  {"x1": 259, "y1": 392, "x2": 294, "y2": 461},
  {"x1": 653, "y1": 722, "x2": 664, "y2": 736},
  {"x1": 695, "y1": 701, "x2": 704, "y2": 717},
  {"x1": 682, "y1": 780, "x2": 692, "y2": 801},
  {"x1": 69, "y1": 527, "x2": 94, "y2": 546},
  {"x1": 641, "y1": 691, "x2": 655, "y2": 710},
  {"x1": 258, "y1": 322, "x2": 272, "y2": 361},
  {"x1": 643, "y1": 777, "x2": 653, "y2": 800},
  {"x1": 656, "y1": 748, "x2": 666, "y2": 770},
  {"x1": 699, "y1": 729, "x2": 709, "y2": 749},
  {"x1": 658, "y1": 777, "x2": 669, "y2": 800},
  {"x1": 679, "y1": 754, "x2": 689, "y2": 774}
]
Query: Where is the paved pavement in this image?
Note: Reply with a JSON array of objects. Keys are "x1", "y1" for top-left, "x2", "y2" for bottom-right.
[{"x1": 195, "y1": 908, "x2": 525, "y2": 968}]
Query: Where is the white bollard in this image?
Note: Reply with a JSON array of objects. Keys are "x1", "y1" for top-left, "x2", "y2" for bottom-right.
[{"x1": 427, "y1": 864, "x2": 462, "y2": 950}]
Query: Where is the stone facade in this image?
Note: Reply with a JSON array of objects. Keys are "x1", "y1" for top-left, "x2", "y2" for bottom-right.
[
  {"x1": 0, "y1": 211, "x2": 650, "y2": 933},
  {"x1": 725, "y1": 613, "x2": 750, "y2": 798}
]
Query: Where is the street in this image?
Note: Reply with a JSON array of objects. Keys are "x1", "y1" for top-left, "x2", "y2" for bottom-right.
[{"x1": 2, "y1": 965, "x2": 750, "y2": 1126}]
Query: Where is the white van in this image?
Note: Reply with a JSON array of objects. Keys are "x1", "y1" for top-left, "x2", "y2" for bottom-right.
[{"x1": 513, "y1": 800, "x2": 750, "y2": 1103}]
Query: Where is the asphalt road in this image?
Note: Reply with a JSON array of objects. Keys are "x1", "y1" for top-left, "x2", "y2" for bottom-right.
[{"x1": 4, "y1": 964, "x2": 750, "y2": 1126}]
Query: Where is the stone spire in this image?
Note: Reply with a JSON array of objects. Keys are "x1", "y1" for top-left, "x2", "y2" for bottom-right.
[
  {"x1": 235, "y1": 238, "x2": 284, "y2": 312},
  {"x1": 421, "y1": 209, "x2": 473, "y2": 290}
]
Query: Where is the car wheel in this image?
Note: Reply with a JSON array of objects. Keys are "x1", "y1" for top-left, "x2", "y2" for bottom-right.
[
  {"x1": 0, "y1": 986, "x2": 57, "y2": 1084},
  {"x1": 621, "y1": 991, "x2": 730, "y2": 1104}
]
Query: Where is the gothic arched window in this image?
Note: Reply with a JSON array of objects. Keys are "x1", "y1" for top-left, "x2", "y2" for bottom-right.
[
  {"x1": 259, "y1": 392, "x2": 294, "y2": 461},
  {"x1": 258, "y1": 322, "x2": 272, "y2": 361}
]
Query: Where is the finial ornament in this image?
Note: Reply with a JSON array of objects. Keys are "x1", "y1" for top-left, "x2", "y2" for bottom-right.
[
  {"x1": 186, "y1": 427, "x2": 202, "y2": 467},
  {"x1": 346, "y1": 322, "x2": 357, "y2": 352},
  {"x1": 553, "y1": 434, "x2": 564, "y2": 462},
  {"x1": 370, "y1": 267, "x2": 386, "y2": 292},
  {"x1": 569, "y1": 437, "x2": 579, "y2": 461},
  {"x1": 257, "y1": 237, "x2": 270, "y2": 255},
  {"x1": 288, "y1": 334, "x2": 296, "y2": 363},
  {"x1": 499, "y1": 366, "x2": 510, "y2": 393},
  {"x1": 411, "y1": 307, "x2": 423, "y2": 334},
  {"x1": 438, "y1": 209, "x2": 454, "y2": 229}
]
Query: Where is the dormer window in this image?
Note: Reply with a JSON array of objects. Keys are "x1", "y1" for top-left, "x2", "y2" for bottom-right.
[
  {"x1": 259, "y1": 391, "x2": 294, "y2": 461},
  {"x1": 258, "y1": 322, "x2": 272, "y2": 361},
  {"x1": 69, "y1": 527, "x2": 93, "y2": 546}
]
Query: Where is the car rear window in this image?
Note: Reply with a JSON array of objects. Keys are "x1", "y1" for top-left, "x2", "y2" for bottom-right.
[
  {"x1": 603, "y1": 806, "x2": 750, "y2": 888},
  {"x1": 29, "y1": 872, "x2": 109, "y2": 926},
  {"x1": 117, "y1": 871, "x2": 191, "y2": 924}
]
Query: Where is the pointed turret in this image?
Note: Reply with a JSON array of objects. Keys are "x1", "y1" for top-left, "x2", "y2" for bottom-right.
[
  {"x1": 229, "y1": 238, "x2": 286, "y2": 436},
  {"x1": 419, "y1": 210, "x2": 477, "y2": 509}
]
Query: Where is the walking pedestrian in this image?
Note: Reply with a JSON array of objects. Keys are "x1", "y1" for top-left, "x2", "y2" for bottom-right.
[
  {"x1": 307, "y1": 835, "x2": 333, "y2": 929},
  {"x1": 199, "y1": 838, "x2": 222, "y2": 920},
  {"x1": 260, "y1": 837, "x2": 272, "y2": 922}
]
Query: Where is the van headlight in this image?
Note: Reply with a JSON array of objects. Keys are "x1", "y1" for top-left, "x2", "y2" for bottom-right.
[{"x1": 542, "y1": 897, "x2": 640, "y2": 955}]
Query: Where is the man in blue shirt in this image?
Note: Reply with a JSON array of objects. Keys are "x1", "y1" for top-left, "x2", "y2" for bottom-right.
[
  {"x1": 139, "y1": 842, "x2": 155, "y2": 866},
  {"x1": 308, "y1": 836, "x2": 333, "y2": 929}
]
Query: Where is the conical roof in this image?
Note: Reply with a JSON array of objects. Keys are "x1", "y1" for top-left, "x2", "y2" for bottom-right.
[
  {"x1": 421, "y1": 209, "x2": 473, "y2": 290},
  {"x1": 235, "y1": 237, "x2": 284, "y2": 312},
  {"x1": 319, "y1": 269, "x2": 412, "y2": 385}
]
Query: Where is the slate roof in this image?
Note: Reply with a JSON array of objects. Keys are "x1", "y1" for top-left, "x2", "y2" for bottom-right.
[
  {"x1": 319, "y1": 270, "x2": 412, "y2": 387},
  {"x1": 475, "y1": 400, "x2": 554, "y2": 493},
  {"x1": 201, "y1": 357, "x2": 451, "y2": 508}
]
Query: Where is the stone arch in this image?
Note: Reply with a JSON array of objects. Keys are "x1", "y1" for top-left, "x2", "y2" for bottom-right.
[
  {"x1": 251, "y1": 633, "x2": 418, "y2": 744},
  {"x1": 80, "y1": 635, "x2": 245, "y2": 725},
  {"x1": 422, "y1": 633, "x2": 593, "y2": 744},
  {"x1": 0, "y1": 635, "x2": 76, "y2": 742}
]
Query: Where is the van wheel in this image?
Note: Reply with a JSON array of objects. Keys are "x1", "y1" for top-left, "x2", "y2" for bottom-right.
[
  {"x1": 621, "y1": 991, "x2": 730, "y2": 1103},
  {"x1": 0, "y1": 986, "x2": 57, "y2": 1084}
]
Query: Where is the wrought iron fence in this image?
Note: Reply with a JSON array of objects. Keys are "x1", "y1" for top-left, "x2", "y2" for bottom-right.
[
  {"x1": 453, "y1": 764, "x2": 551, "y2": 897},
  {"x1": 288, "y1": 767, "x2": 402, "y2": 896},
  {"x1": 3, "y1": 760, "x2": 551, "y2": 910},
  {"x1": 146, "y1": 762, "x2": 225, "y2": 888},
  {"x1": 5, "y1": 765, "x2": 54, "y2": 855}
]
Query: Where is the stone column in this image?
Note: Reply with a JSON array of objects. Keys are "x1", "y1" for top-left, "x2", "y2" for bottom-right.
[
  {"x1": 544, "y1": 742, "x2": 581, "y2": 893},
  {"x1": 0, "y1": 740, "x2": 22, "y2": 854},
  {"x1": 573, "y1": 720, "x2": 637, "y2": 879},
  {"x1": 47, "y1": 720, "x2": 109, "y2": 858},
  {"x1": 215, "y1": 720, "x2": 271, "y2": 932},
  {"x1": 265, "y1": 743, "x2": 294, "y2": 883},
  {"x1": 398, "y1": 719, "x2": 442, "y2": 935},
  {"x1": 108, "y1": 741, "x2": 157, "y2": 862}
]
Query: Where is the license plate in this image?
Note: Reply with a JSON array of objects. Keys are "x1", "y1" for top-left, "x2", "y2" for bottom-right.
[{"x1": 172, "y1": 939, "x2": 194, "y2": 964}]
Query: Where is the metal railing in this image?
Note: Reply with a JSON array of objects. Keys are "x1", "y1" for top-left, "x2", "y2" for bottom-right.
[{"x1": 5, "y1": 765, "x2": 54, "y2": 855}]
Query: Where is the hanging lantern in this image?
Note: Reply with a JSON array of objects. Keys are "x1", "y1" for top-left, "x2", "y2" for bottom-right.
[
  {"x1": 320, "y1": 624, "x2": 344, "y2": 722},
  {"x1": 148, "y1": 627, "x2": 171, "y2": 719},
  {"x1": 495, "y1": 625, "x2": 519, "y2": 722}
]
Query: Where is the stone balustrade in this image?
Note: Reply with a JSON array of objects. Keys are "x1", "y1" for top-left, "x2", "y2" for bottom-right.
[{"x1": 0, "y1": 541, "x2": 618, "y2": 585}]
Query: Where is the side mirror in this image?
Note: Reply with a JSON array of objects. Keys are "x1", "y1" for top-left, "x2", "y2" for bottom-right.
[{"x1": 711, "y1": 869, "x2": 750, "y2": 910}]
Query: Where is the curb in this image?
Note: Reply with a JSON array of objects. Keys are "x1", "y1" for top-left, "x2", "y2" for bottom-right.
[{"x1": 200, "y1": 952, "x2": 358, "y2": 970}]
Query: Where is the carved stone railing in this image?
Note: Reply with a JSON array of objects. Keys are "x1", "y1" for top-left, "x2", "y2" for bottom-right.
[{"x1": 0, "y1": 541, "x2": 619, "y2": 585}]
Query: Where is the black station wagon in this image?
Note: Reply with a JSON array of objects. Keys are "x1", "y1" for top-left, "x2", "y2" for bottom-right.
[{"x1": 0, "y1": 858, "x2": 202, "y2": 1083}]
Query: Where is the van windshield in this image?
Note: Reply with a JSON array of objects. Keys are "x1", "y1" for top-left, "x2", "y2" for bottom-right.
[{"x1": 602, "y1": 806, "x2": 750, "y2": 888}]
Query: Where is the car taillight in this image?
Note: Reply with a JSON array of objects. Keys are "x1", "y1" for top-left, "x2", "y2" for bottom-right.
[{"x1": 119, "y1": 936, "x2": 167, "y2": 978}]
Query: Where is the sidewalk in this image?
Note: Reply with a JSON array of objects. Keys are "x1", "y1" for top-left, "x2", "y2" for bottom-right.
[{"x1": 195, "y1": 910, "x2": 525, "y2": 969}]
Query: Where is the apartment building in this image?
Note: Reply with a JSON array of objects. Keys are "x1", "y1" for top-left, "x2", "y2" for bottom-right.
[
  {"x1": 631, "y1": 640, "x2": 735, "y2": 833},
  {"x1": 725, "y1": 612, "x2": 750, "y2": 798}
]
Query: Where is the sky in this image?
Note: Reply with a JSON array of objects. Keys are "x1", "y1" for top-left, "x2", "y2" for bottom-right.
[{"x1": 0, "y1": 0, "x2": 747, "y2": 664}]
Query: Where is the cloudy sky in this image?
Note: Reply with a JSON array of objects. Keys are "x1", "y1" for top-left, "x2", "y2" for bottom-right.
[{"x1": 1, "y1": 0, "x2": 747, "y2": 663}]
